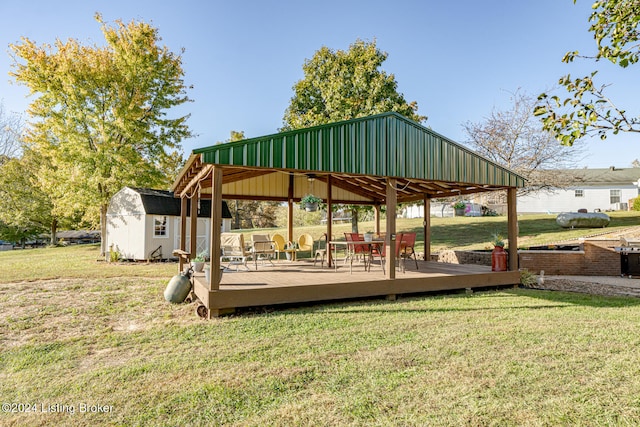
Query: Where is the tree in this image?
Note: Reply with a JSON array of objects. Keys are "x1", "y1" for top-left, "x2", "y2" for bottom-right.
[
  {"x1": 283, "y1": 39, "x2": 426, "y2": 231},
  {"x1": 9, "y1": 14, "x2": 192, "y2": 253},
  {"x1": 0, "y1": 150, "x2": 60, "y2": 245},
  {"x1": 464, "y1": 90, "x2": 585, "y2": 195},
  {"x1": 535, "y1": 0, "x2": 640, "y2": 145},
  {"x1": 282, "y1": 39, "x2": 425, "y2": 130},
  {"x1": 0, "y1": 102, "x2": 23, "y2": 164}
]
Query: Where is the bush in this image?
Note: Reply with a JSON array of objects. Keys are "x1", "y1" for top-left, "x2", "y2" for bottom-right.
[{"x1": 632, "y1": 198, "x2": 640, "y2": 211}]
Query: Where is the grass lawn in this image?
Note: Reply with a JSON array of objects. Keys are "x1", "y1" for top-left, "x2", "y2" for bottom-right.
[
  {"x1": 260, "y1": 210, "x2": 640, "y2": 253},
  {"x1": 2, "y1": 214, "x2": 640, "y2": 425}
]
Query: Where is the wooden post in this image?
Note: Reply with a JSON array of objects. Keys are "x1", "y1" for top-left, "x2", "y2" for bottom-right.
[
  {"x1": 179, "y1": 196, "x2": 187, "y2": 272},
  {"x1": 374, "y1": 204, "x2": 381, "y2": 236},
  {"x1": 288, "y1": 174, "x2": 294, "y2": 243},
  {"x1": 507, "y1": 188, "x2": 518, "y2": 271},
  {"x1": 423, "y1": 195, "x2": 431, "y2": 261},
  {"x1": 327, "y1": 174, "x2": 333, "y2": 267},
  {"x1": 385, "y1": 178, "x2": 397, "y2": 280},
  {"x1": 209, "y1": 166, "x2": 223, "y2": 290},
  {"x1": 190, "y1": 192, "x2": 198, "y2": 260}
]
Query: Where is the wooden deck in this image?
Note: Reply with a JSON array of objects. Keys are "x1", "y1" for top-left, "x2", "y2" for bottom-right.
[{"x1": 191, "y1": 259, "x2": 520, "y2": 318}]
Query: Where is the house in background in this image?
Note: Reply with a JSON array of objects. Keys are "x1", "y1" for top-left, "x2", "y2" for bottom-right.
[
  {"x1": 517, "y1": 167, "x2": 640, "y2": 213},
  {"x1": 106, "y1": 187, "x2": 232, "y2": 261}
]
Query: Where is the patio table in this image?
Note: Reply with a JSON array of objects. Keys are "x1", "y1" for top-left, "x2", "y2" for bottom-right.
[{"x1": 329, "y1": 240, "x2": 385, "y2": 273}]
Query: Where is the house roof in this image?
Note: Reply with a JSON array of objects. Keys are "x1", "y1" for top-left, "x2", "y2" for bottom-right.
[
  {"x1": 131, "y1": 188, "x2": 232, "y2": 218},
  {"x1": 565, "y1": 167, "x2": 640, "y2": 187},
  {"x1": 172, "y1": 112, "x2": 525, "y2": 203}
]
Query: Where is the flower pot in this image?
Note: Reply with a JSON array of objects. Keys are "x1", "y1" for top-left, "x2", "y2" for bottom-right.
[
  {"x1": 491, "y1": 245, "x2": 507, "y2": 271},
  {"x1": 364, "y1": 233, "x2": 373, "y2": 242},
  {"x1": 305, "y1": 202, "x2": 318, "y2": 212},
  {"x1": 191, "y1": 261, "x2": 204, "y2": 272},
  {"x1": 455, "y1": 208, "x2": 465, "y2": 217}
]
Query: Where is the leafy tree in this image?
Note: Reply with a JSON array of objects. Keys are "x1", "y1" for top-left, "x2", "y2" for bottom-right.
[
  {"x1": 282, "y1": 39, "x2": 425, "y2": 130},
  {"x1": 9, "y1": 13, "x2": 192, "y2": 253},
  {"x1": 0, "y1": 102, "x2": 23, "y2": 164},
  {"x1": 535, "y1": 0, "x2": 640, "y2": 145},
  {"x1": 283, "y1": 39, "x2": 426, "y2": 231},
  {"x1": 0, "y1": 150, "x2": 59, "y2": 245},
  {"x1": 464, "y1": 90, "x2": 585, "y2": 195}
]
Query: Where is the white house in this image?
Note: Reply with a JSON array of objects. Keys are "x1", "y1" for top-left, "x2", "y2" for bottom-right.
[
  {"x1": 106, "y1": 187, "x2": 232, "y2": 261},
  {"x1": 517, "y1": 167, "x2": 640, "y2": 213}
]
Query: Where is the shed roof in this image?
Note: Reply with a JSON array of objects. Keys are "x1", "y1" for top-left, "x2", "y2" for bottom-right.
[
  {"x1": 173, "y1": 112, "x2": 525, "y2": 202},
  {"x1": 131, "y1": 188, "x2": 232, "y2": 218}
]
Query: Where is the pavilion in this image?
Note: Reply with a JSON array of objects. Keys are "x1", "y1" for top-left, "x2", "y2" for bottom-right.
[{"x1": 171, "y1": 112, "x2": 525, "y2": 317}]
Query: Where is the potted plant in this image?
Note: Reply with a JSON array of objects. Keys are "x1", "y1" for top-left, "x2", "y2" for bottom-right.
[
  {"x1": 491, "y1": 233, "x2": 507, "y2": 271},
  {"x1": 285, "y1": 241, "x2": 298, "y2": 260},
  {"x1": 301, "y1": 194, "x2": 323, "y2": 212},
  {"x1": 191, "y1": 251, "x2": 209, "y2": 272},
  {"x1": 364, "y1": 230, "x2": 374, "y2": 242},
  {"x1": 452, "y1": 201, "x2": 466, "y2": 217}
]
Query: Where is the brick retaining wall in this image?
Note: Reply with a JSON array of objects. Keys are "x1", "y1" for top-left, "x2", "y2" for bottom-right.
[{"x1": 437, "y1": 239, "x2": 621, "y2": 276}]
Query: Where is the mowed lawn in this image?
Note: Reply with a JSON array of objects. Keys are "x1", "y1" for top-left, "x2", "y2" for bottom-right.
[{"x1": 2, "y1": 213, "x2": 640, "y2": 426}]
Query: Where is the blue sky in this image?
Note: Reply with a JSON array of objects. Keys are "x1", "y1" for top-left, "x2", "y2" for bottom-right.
[{"x1": 1, "y1": 0, "x2": 637, "y2": 168}]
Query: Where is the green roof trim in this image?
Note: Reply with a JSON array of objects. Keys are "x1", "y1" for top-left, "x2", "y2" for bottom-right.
[{"x1": 194, "y1": 112, "x2": 525, "y2": 188}]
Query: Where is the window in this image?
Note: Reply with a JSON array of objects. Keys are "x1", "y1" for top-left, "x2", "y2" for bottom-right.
[
  {"x1": 154, "y1": 216, "x2": 167, "y2": 237},
  {"x1": 610, "y1": 189, "x2": 621, "y2": 204},
  {"x1": 574, "y1": 189, "x2": 584, "y2": 197}
]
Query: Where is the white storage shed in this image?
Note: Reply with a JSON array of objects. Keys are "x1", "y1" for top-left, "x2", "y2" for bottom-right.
[{"x1": 106, "y1": 187, "x2": 232, "y2": 260}]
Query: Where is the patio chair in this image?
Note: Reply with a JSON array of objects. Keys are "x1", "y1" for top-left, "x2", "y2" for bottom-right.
[
  {"x1": 400, "y1": 232, "x2": 419, "y2": 270},
  {"x1": 251, "y1": 234, "x2": 276, "y2": 269},
  {"x1": 314, "y1": 233, "x2": 328, "y2": 267},
  {"x1": 272, "y1": 233, "x2": 296, "y2": 261},
  {"x1": 297, "y1": 233, "x2": 314, "y2": 259},
  {"x1": 347, "y1": 232, "x2": 373, "y2": 272},
  {"x1": 220, "y1": 233, "x2": 251, "y2": 271},
  {"x1": 378, "y1": 232, "x2": 404, "y2": 273}
]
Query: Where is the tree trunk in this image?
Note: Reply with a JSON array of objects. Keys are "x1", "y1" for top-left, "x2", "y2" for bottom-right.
[
  {"x1": 100, "y1": 204, "x2": 108, "y2": 256},
  {"x1": 50, "y1": 218, "x2": 57, "y2": 246},
  {"x1": 351, "y1": 207, "x2": 359, "y2": 234}
]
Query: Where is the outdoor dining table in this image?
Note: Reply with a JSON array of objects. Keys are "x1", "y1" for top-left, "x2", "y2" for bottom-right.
[{"x1": 329, "y1": 239, "x2": 385, "y2": 273}]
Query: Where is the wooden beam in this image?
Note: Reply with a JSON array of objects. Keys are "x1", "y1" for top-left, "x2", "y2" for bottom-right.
[
  {"x1": 374, "y1": 204, "x2": 381, "y2": 235},
  {"x1": 288, "y1": 174, "x2": 294, "y2": 243},
  {"x1": 179, "y1": 162, "x2": 211, "y2": 198},
  {"x1": 190, "y1": 193, "x2": 198, "y2": 259},
  {"x1": 179, "y1": 196, "x2": 187, "y2": 272},
  {"x1": 385, "y1": 178, "x2": 397, "y2": 280},
  {"x1": 327, "y1": 174, "x2": 333, "y2": 267},
  {"x1": 423, "y1": 195, "x2": 431, "y2": 261},
  {"x1": 507, "y1": 188, "x2": 518, "y2": 271},
  {"x1": 209, "y1": 166, "x2": 223, "y2": 290}
]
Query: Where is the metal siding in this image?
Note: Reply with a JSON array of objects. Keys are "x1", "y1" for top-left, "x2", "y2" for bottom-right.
[{"x1": 194, "y1": 113, "x2": 525, "y2": 188}]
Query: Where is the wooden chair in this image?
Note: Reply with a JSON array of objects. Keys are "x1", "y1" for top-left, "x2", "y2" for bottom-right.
[
  {"x1": 250, "y1": 234, "x2": 276, "y2": 269},
  {"x1": 297, "y1": 233, "x2": 314, "y2": 259},
  {"x1": 272, "y1": 233, "x2": 296, "y2": 261}
]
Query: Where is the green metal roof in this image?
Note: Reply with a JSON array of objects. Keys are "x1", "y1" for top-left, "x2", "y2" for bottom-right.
[{"x1": 193, "y1": 112, "x2": 525, "y2": 188}]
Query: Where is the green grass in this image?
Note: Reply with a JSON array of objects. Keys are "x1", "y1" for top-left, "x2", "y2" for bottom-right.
[
  {"x1": 2, "y1": 270, "x2": 640, "y2": 425},
  {"x1": 2, "y1": 214, "x2": 640, "y2": 425},
  {"x1": 264, "y1": 210, "x2": 640, "y2": 252}
]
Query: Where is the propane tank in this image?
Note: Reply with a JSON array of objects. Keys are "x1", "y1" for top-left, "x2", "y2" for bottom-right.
[
  {"x1": 491, "y1": 245, "x2": 508, "y2": 272},
  {"x1": 164, "y1": 271, "x2": 192, "y2": 303}
]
